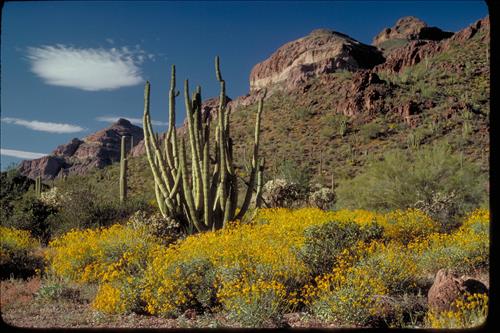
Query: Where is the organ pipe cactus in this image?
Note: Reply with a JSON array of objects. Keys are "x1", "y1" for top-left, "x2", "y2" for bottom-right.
[
  {"x1": 120, "y1": 135, "x2": 128, "y2": 203},
  {"x1": 143, "y1": 56, "x2": 264, "y2": 233}
]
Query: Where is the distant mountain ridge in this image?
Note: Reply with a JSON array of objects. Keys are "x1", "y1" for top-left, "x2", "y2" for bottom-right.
[{"x1": 19, "y1": 118, "x2": 143, "y2": 179}]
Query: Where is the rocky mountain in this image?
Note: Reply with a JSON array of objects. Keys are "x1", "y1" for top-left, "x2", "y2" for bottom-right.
[
  {"x1": 226, "y1": 15, "x2": 489, "y2": 183},
  {"x1": 249, "y1": 29, "x2": 385, "y2": 92},
  {"x1": 18, "y1": 119, "x2": 143, "y2": 180}
]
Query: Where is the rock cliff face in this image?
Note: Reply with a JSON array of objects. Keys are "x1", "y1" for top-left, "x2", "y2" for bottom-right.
[
  {"x1": 18, "y1": 119, "x2": 143, "y2": 180},
  {"x1": 249, "y1": 29, "x2": 385, "y2": 92}
]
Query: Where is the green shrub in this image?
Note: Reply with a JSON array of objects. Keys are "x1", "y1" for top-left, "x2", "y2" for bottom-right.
[
  {"x1": 323, "y1": 114, "x2": 350, "y2": 137},
  {"x1": 335, "y1": 143, "x2": 486, "y2": 227},
  {"x1": 294, "y1": 107, "x2": 314, "y2": 120},
  {"x1": 35, "y1": 274, "x2": 81, "y2": 303},
  {"x1": 47, "y1": 184, "x2": 148, "y2": 237},
  {"x1": 299, "y1": 221, "x2": 382, "y2": 276},
  {"x1": 275, "y1": 159, "x2": 311, "y2": 194},
  {"x1": 3, "y1": 192, "x2": 56, "y2": 244},
  {"x1": 359, "y1": 122, "x2": 383, "y2": 141},
  {"x1": 0, "y1": 169, "x2": 34, "y2": 225}
]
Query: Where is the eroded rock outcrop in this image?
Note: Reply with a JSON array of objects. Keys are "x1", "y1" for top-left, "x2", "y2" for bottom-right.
[
  {"x1": 373, "y1": 16, "x2": 453, "y2": 53},
  {"x1": 249, "y1": 29, "x2": 385, "y2": 92},
  {"x1": 18, "y1": 119, "x2": 143, "y2": 180},
  {"x1": 374, "y1": 16, "x2": 488, "y2": 74}
]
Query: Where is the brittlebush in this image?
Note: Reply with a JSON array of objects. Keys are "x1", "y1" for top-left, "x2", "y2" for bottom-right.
[
  {"x1": 426, "y1": 293, "x2": 488, "y2": 328},
  {"x1": 45, "y1": 224, "x2": 162, "y2": 313},
  {"x1": 45, "y1": 208, "x2": 489, "y2": 327}
]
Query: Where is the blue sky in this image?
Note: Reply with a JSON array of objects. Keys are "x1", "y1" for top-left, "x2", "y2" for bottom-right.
[{"x1": 1, "y1": 1, "x2": 488, "y2": 169}]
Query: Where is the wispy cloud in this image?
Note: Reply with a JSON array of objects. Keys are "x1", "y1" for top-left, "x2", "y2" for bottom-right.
[
  {"x1": 96, "y1": 116, "x2": 168, "y2": 126},
  {"x1": 26, "y1": 44, "x2": 148, "y2": 91},
  {"x1": 2, "y1": 117, "x2": 86, "y2": 134},
  {"x1": 1, "y1": 148, "x2": 47, "y2": 160}
]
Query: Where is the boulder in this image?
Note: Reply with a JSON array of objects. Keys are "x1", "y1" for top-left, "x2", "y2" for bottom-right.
[{"x1": 427, "y1": 269, "x2": 488, "y2": 313}]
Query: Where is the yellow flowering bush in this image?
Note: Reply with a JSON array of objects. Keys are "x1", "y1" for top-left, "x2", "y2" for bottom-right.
[
  {"x1": 460, "y1": 208, "x2": 489, "y2": 233},
  {"x1": 143, "y1": 256, "x2": 217, "y2": 316},
  {"x1": 46, "y1": 224, "x2": 162, "y2": 313},
  {"x1": 415, "y1": 209, "x2": 489, "y2": 275},
  {"x1": 91, "y1": 277, "x2": 143, "y2": 314},
  {"x1": 217, "y1": 274, "x2": 293, "y2": 327},
  {"x1": 426, "y1": 293, "x2": 488, "y2": 328},
  {"x1": 46, "y1": 224, "x2": 160, "y2": 284},
  {"x1": 0, "y1": 226, "x2": 42, "y2": 278},
  {"x1": 355, "y1": 241, "x2": 421, "y2": 294},
  {"x1": 141, "y1": 216, "x2": 309, "y2": 319},
  {"x1": 379, "y1": 209, "x2": 440, "y2": 244},
  {"x1": 303, "y1": 266, "x2": 388, "y2": 326}
]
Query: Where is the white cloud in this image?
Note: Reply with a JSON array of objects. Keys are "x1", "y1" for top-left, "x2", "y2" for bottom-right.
[
  {"x1": 96, "y1": 116, "x2": 167, "y2": 126},
  {"x1": 26, "y1": 44, "x2": 146, "y2": 91},
  {"x1": 1, "y1": 148, "x2": 47, "y2": 160},
  {"x1": 105, "y1": 38, "x2": 115, "y2": 44},
  {"x1": 2, "y1": 117, "x2": 86, "y2": 134}
]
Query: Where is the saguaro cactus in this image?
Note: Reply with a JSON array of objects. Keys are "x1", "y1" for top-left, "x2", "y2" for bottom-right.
[
  {"x1": 120, "y1": 135, "x2": 128, "y2": 203},
  {"x1": 35, "y1": 176, "x2": 42, "y2": 197},
  {"x1": 143, "y1": 57, "x2": 264, "y2": 233}
]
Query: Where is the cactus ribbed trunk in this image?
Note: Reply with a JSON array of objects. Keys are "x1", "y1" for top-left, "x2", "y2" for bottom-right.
[
  {"x1": 120, "y1": 135, "x2": 128, "y2": 203},
  {"x1": 143, "y1": 57, "x2": 265, "y2": 233}
]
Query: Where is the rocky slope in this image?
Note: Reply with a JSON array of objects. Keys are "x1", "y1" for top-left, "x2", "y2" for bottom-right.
[{"x1": 18, "y1": 119, "x2": 143, "y2": 180}]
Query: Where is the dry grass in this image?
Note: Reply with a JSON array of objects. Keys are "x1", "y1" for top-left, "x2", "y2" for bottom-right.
[{"x1": 1, "y1": 277, "x2": 40, "y2": 310}]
